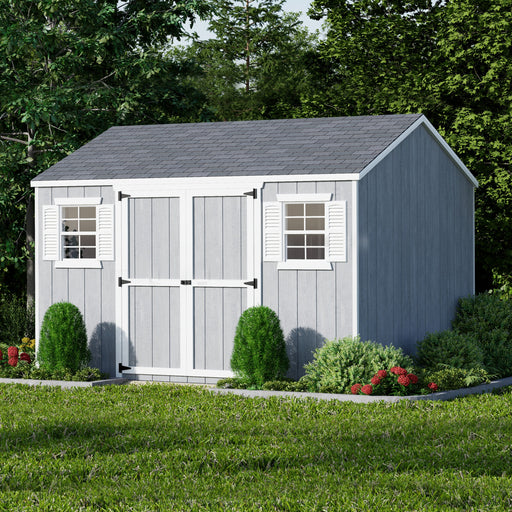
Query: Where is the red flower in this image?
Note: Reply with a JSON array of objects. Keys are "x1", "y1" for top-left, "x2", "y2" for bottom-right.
[
  {"x1": 351, "y1": 383, "x2": 362, "y2": 394},
  {"x1": 407, "y1": 373, "x2": 419, "y2": 384},
  {"x1": 428, "y1": 382, "x2": 439, "y2": 392},
  {"x1": 8, "y1": 357, "x2": 18, "y2": 367},
  {"x1": 7, "y1": 346, "x2": 18, "y2": 358},
  {"x1": 390, "y1": 366, "x2": 408, "y2": 376},
  {"x1": 397, "y1": 374, "x2": 410, "y2": 386},
  {"x1": 377, "y1": 370, "x2": 387, "y2": 378},
  {"x1": 20, "y1": 353, "x2": 31, "y2": 364},
  {"x1": 361, "y1": 384, "x2": 373, "y2": 395},
  {"x1": 371, "y1": 375, "x2": 381, "y2": 385}
]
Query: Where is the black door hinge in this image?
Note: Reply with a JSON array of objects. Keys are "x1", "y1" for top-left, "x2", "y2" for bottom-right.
[
  {"x1": 181, "y1": 280, "x2": 192, "y2": 285},
  {"x1": 244, "y1": 278, "x2": 258, "y2": 289},
  {"x1": 118, "y1": 277, "x2": 131, "y2": 287},
  {"x1": 244, "y1": 188, "x2": 257, "y2": 199},
  {"x1": 118, "y1": 191, "x2": 130, "y2": 201},
  {"x1": 118, "y1": 363, "x2": 132, "y2": 373}
]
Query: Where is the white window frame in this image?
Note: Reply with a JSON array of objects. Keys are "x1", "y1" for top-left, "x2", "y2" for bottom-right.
[
  {"x1": 45, "y1": 197, "x2": 114, "y2": 269},
  {"x1": 263, "y1": 193, "x2": 346, "y2": 271}
]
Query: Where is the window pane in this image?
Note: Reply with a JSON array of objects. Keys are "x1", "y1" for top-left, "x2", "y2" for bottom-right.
[
  {"x1": 306, "y1": 234, "x2": 325, "y2": 247},
  {"x1": 79, "y1": 207, "x2": 96, "y2": 219},
  {"x1": 287, "y1": 234, "x2": 305, "y2": 247},
  {"x1": 80, "y1": 219, "x2": 96, "y2": 232},
  {"x1": 287, "y1": 247, "x2": 305, "y2": 259},
  {"x1": 63, "y1": 235, "x2": 79, "y2": 247},
  {"x1": 62, "y1": 220, "x2": 79, "y2": 232},
  {"x1": 80, "y1": 235, "x2": 96, "y2": 247},
  {"x1": 81, "y1": 248, "x2": 96, "y2": 259},
  {"x1": 286, "y1": 218, "x2": 304, "y2": 230},
  {"x1": 62, "y1": 207, "x2": 78, "y2": 219},
  {"x1": 307, "y1": 247, "x2": 325, "y2": 259},
  {"x1": 306, "y1": 217, "x2": 325, "y2": 230},
  {"x1": 64, "y1": 247, "x2": 79, "y2": 259},
  {"x1": 306, "y1": 203, "x2": 324, "y2": 216},
  {"x1": 286, "y1": 204, "x2": 304, "y2": 217}
]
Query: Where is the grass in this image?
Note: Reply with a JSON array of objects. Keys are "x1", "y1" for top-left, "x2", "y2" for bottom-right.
[{"x1": 0, "y1": 383, "x2": 511, "y2": 511}]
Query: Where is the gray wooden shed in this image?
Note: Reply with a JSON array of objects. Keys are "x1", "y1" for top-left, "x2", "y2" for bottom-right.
[{"x1": 32, "y1": 114, "x2": 478, "y2": 381}]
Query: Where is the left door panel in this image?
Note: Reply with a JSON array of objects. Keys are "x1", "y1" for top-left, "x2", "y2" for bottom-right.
[{"x1": 126, "y1": 197, "x2": 181, "y2": 372}]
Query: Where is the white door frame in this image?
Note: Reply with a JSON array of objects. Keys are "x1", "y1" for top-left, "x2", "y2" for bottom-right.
[{"x1": 114, "y1": 183, "x2": 262, "y2": 378}]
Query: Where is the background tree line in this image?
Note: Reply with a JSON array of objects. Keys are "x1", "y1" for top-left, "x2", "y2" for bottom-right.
[{"x1": 1, "y1": 0, "x2": 510, "y2": 302}]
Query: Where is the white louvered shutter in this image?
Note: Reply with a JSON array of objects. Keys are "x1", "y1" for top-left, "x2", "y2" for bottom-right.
[
  {"x1": 96, "y1": 205, "x2": 114, "y2": 260},
  {"x1": 327, "y1": 201, "x2": 347, "y2": 262},
  {"x1": 43, "y1": 205, "x2": 59, "y2": 261},
  {"x1": 263, "y1": 202, "x2": 282, "y2": 261}
]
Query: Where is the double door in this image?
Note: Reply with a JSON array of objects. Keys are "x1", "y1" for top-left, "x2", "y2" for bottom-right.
[{"x1": 117, "y1": 187, "x2": 259, "y2": 379}]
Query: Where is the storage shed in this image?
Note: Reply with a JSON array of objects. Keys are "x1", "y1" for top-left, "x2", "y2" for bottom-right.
[{"x1": 32, "y1": 114, "x2": 478, "y2": 381}]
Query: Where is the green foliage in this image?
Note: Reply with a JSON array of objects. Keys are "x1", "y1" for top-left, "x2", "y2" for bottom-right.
[
  {"x1": 0, "y1": 0, "x2": 212, "y2": 296},
  {"x1": 422, "y1": 367, "x2": 490, "y2": 392},
  {"x1": 0, "y1": 294, "x2": 34, "y2": 342},
  {"x1": 453, "y1": 294, "x2": 512, "y2": 377},
  {"x1": 304, "y1": 336, "x2": 413, "y2": 394},
  {"x1": 231, "y1": 306, "x2": 289, "y2": 387},
  {"x1": 26, "y1": 366, "x2": 105, "y2": 382},
  {"x1": 415, "y1": 330, "x2": 485, "y2": 371},
  {"x1": 172, "y1": 0, "x2": 319, "y2": 121},
  {"x1": 38, "y1": 302, "x2": 90, "y2": 372},
  {"x1": 262, "y1": 378, "x2": 310, "y2": 392},
  {"x1": 1, "y1": 384, "x2": 512, "y2": 510}
]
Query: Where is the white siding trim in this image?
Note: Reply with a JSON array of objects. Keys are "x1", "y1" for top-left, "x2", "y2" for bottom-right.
[
  {"x1": 34, "y1": 189, "x2": 40, "y2": 356},
  {"x1": 352, "y1": 181, "x2": 359, "y2": 337},
  {"x1": 277, "y1": 193, "x2": 332, "y2": 202},
  {"x1": 358, "y1": 116, "x2": 479, "y2": 188},
  {"x1": 116, "y1": 195, "x2": 129, "y2": 377},
  {"x1": 55, "y1": 260, "x2": 102, "y2": 269},
  {"x1": 32, "y1": 174, "x2": 358, "y2": 189},
  {"x1": 123, "y1": 367, "x2": 234, "y2": 378},
  {"x1": 277, "y1": 261, "x2": 332, "y2": 270},
  {"x1": 54, "y1": 197, "x2": 102, "y2": 205}
]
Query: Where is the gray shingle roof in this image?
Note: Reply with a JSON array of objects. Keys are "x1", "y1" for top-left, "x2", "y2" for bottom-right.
[{"x1": 33, "y1": 114, "x2": 423, "y2": 181}]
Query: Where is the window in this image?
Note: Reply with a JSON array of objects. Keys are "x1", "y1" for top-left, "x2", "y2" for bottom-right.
[
  {"x1": 284, "y1": 203, "x2": 325, "y2": 260},
  {"x1": 42, "y1": 198, "x2": 114, "y2": 268},
  {"x1": 61, "y1": 206, "x2": 97, "y2": 259},
  {"x1": 263, "y1": 194, "x2": 346, "y2": 270}
]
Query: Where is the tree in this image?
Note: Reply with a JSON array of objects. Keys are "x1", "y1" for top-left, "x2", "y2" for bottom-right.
[
  {"x1": 173, "y1": 0, "x2": 319, "y2": 120},
  {"x1": 304, "y1": 0, "x2": 512, "y2": 291},
  {"x1": 0, "y1": 0, "x2": 210, "y2": 300}
]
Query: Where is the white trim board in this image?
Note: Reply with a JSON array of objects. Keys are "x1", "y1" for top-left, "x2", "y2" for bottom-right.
[{"x1": 358, "y1": 115, "x2": 479, "y2": 188}]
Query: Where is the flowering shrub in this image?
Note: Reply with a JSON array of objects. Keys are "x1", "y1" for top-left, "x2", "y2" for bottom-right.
[
  {"x1": 351, "y1": 366, "x2": 438, "y2": 396},
  {"x1": 0, "y1": 338, "x2": 35, "y2": 378}
]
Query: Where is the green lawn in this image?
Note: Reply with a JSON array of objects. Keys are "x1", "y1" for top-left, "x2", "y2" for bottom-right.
[{"x1": 0, "y1": 383, "x2": 511, "y2": 511}]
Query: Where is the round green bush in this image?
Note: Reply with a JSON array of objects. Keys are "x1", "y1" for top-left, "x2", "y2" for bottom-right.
[
  {"x1": 422, "y1": 367, "x2": 490, "y2": 392},
  {"x1": 415, "y1": 330, "x2": 484, "y2": 371},
  {"x1": 304, "y1": 336, "x2": 413, "y2": 394},
  {"x1": 230, "y1": 306, "x2": 289, "y2": 387},
  {"x1": 38, "y1": 302, "x2": 90, "y2": 372}
]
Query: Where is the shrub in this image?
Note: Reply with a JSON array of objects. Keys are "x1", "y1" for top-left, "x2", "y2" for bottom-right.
[
  {"x1": 230, "y1": 306, "x2": 289, "y2": 388},
  {"x1": 0, "y1": 294, "x2": 35, "y2": 342},
  {"x1": 262, "y1": 378, "x2": 310, "y2": 392},
  {"x1": 422, "y1": 367, "x2": 490, "y2": 392},
  {"x1": 38, "y1": 302, "x2": 90, "y2": 372},
  {"x1": 453, "y1": 294, "x2": 512, "y2": 378},
  {"x1": 415, "y1": 330, "x2": 484, "y2": 371},
  {"x1": 304, "y1": 336, "x2": 413, "y2": 394}
]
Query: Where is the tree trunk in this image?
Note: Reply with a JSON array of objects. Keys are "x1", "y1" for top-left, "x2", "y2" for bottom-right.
[{"x1": 26, "y1": 130, "x2": 36, "y2": 307}]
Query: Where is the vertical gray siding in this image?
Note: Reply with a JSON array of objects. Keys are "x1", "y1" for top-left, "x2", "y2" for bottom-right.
[
  {"x1": 358, "y1": 125, "x2": 475, "y2": 354},
  {"x1": 36, "y1": 186, "x2": 116, "y2": 376},
  {"x1": 261, "y1": 181, "x2": 354, "y2": 379}
]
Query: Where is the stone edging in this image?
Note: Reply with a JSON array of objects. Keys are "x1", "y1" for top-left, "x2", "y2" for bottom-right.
[
  {"x1": 0, "y1": 377, "x2": 128, "y2": 389},
  {"x1": 207, "y1": 376, "x2": 512, "y2": 403}
]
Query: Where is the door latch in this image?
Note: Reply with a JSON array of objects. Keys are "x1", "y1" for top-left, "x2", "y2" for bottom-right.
[{"x1": 181, "y1": 280, "x2": 192, "y2": 285}]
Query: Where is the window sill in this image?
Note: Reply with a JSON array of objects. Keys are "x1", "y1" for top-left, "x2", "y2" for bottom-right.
[
  {"x1": 55, "y1": 260, "x2": 103, "y2": 269},
  {"x1": 277, "y1": 261, "x2": 333, "y2": 271}
]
